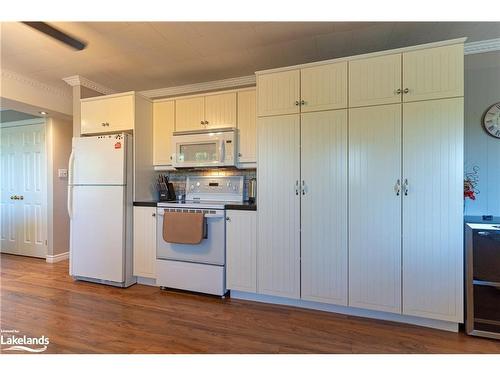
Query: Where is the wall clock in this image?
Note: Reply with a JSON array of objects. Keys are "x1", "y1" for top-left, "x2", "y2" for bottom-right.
[{"x1": 483, "y1": 102, "x2": 500, "y2": 138}]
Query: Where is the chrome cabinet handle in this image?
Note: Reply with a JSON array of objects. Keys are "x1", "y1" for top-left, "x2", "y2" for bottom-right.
[
  {"x1": 403, "y1": 88, "x2": 409, "y2": 94},
  {"x1": 205, "y1": 121, "x2": 209, "y2": 125},
  {"x1": 226, "y1": 217, "x2": 231, "y2": 222},
  {"x1": 200, "y1": 121, "x2": 204, "y2": 125},
  {"x1": 19, "y1": 195, "x2": 24, "y2": 200},
  {"x1": 395, "y1": 179, "x2": 401, "y2": 196},
  {"x1": 301, "y1": 180, "x2": 306, "y2": 195},
  {"x1": 295, "y1": 101, "x2": 300, "y2": 106},
  {"x1": 295, "y1": 180, "x2": 299, "y2": 195},
  {"x1": 300, "y1": 100, "x2": 305, "y2": 105},
  {"x1": 152, "y1": 213, "x2": 156, "y2": 217},
  {"x1": 395, "y1": 89, "x2": 402, "y2": 95},
  {"x1": 102, "y1": 122, "x2": 106, "y2": 127},
  {"x1": 238, "y1": 152, "x2": 242, "y2": 157},
  {"x1": 403, "y1": 178, "x2": 409, "y2": 196}
]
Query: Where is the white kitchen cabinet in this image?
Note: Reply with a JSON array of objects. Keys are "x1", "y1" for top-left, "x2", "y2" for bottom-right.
[
  {"x1": 153, "y1": 100, "x2": 175, "y2": 166},
  {"x1": 348, "y1": 104, "x2": 402, "y2": 314},
  {"x1": 175, "y1": 96, "x2": 205, "y2": 132},
  {"x1": 257, "y1": 114, "x2": 300, "y2": 298},
  {"x1": 403, "y1": 44, "x2": 464, "y2": 102},
  {"x1": 133, "y1": 206, "x2": 156, "y2": 279},
  {"x1": 301, "y1": 110, "x2": 348, "y2": 305},
  {"x1": 402, "y1": 98, "x2": 464, "y2": 322},
  {"x1": 257, "y1": 70, "x2": 300, "y2": 117},
  {"x1": 349, "y1": 54, "x2": 402, "y2": 107},
  {"x1": 300, "y1": 62, "x2": 348, "y2": 112},
  {"x1": 204, "y1": 92, "x2": 237, "y2": 129},
  {"x1": 237, "y1": 89, "x2": 257, "y2": 164},
  {"x1": 226, "y1": 210, "x2": 257, "y2": 293},
  {"x1": 81, "y1": 92, "x2": 135, "y2": 134}
]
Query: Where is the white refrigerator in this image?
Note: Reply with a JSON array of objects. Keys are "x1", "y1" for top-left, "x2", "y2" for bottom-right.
[{"x1": 68, "y1": 133, "x2": 135, "y2": 287}]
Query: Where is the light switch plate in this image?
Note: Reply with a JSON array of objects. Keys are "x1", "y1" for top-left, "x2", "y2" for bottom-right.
[{"x1": 58, "y1": 169, "x2": 68, "y2": 178}]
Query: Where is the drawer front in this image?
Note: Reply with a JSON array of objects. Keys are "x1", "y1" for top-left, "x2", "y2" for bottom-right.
[
  {"x1": 473, "y1": 230, "x2": 500, "y2": 282},
  {"x1": 473, "y1": 284, "x2": 500, "y2": 334}
]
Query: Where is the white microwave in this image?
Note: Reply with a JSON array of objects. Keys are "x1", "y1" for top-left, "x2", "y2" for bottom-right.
[{"x1": 171, "y1": 128, "x2": 236, "y2": 168}]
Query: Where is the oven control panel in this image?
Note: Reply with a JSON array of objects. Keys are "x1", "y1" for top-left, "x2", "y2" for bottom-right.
[{"x1": 186, "y1": 176, "x2": 244, "y2": 201}]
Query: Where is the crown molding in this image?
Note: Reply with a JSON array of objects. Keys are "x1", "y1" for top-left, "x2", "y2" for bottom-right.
[
  {"x1": 465, "y1": 38, "x2": 500, "y2": 55},
  {"x1": 1, "y1": 69, "x2": 71, "y2": 99},
  {"x1": 140, "y1": 75, "x2": 256, "y2": 99},
  {"x1": 62, "y1": 75, "x2": 116, "y2": 95}
]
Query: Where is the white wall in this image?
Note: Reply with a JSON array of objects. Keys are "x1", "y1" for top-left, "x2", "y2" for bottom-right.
[
  {"x1": 46, "y1": 117, "x2": 73, "y2": 256},
  {"x1": 464, "y1": 51, "x2": 500, "y2": 217}
]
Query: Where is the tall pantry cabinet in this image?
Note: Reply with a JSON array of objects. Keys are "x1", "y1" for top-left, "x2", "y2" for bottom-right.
[
  {"x1": 256, "y1": 39, "x2": 464, "y2": 325},
  {"x1": 257, "y1": 61, "x2": 349, "y2": 302}
]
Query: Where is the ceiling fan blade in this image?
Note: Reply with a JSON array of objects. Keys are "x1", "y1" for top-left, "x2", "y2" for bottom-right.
[{"x1": 22, "y1": 22, "x2": 87, "y2": 51}]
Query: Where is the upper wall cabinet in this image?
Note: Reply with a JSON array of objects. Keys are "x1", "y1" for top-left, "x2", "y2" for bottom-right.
[
  {"x1": 205, "y1": 92, "x2": 237, "y2": 129},
  {"x1": 257, "y1": 63, "x2": 348, "y2": 117},
  {"x1": 237, "y1": 89, "x2": 257, "y2": 164},
  {"x1": 175, "y1": 96, "x2": 205, "y2": 132},
  {"x1": 403, "y1": 44, "x2": 464, "y2": 102},
  {"x1": 257, "y1": 70, "x2": 300, "y2": 117},
  {"x1": 175, "y1": 92, "x2": 237, "y2": 132},
  {"x1": 153, "y1": 100, "x2": 175, "y2": 166},
  {"x1": 349, "y1": 54, "x2": 402, "y2": 107},
  {"x1": 301, "y1": 62, "x2": 348, "y2": 112},
  {"x1": 81, "y1": 92, "x2": 138, "y2": 134}
]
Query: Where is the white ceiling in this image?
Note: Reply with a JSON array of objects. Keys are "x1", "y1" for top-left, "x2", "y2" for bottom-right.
[{"x1": 1, "y1": 22, "x2": 500, "y2": 93}]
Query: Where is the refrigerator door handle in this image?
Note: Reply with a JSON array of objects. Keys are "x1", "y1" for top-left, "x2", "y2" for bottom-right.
[{"x1": 68, "y1": 150, "x2": 75, "y2": 218}]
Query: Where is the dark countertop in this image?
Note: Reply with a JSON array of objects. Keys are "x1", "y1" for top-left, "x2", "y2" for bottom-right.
[
  {"x1": 133, "y1": 201, "x2": 159, "y2": 207},
  {"x1": 134, "y1": 201, "x2": 257, "y2": 211},
  {"x1": 225, "y1": 202, "x2": 257, "y2": 211}
]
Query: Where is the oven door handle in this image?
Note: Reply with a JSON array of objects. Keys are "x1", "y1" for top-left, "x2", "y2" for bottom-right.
[{"x1": 157, "y1": 212, "x2": 224, "y2": 219}]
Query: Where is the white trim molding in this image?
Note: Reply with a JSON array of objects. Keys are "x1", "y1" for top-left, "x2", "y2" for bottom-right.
[
  {"x1": 140, "y1": 75, "x2": 256, "y2": 99},
  {"x1": 62, "y1": 75, "x2": 116, "y2": 95},
  {"x1": 464, "y1": 38, "x2": 500, "y2": 55},
  {"x1": 46, "y1": 251, "x2": 69, "y2": 263},
  {"x1": 1, "y1": 69, "x2": 71, "y2": 99}
]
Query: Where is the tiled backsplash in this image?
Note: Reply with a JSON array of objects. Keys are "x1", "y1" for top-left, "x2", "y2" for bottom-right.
[{"x1": 156, "y1": 168, "x2": 256, "y2": 201}]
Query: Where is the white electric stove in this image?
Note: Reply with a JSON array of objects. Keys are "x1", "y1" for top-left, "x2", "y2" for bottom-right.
[{"x1": 156, "y1": 176, "x2": 243, "y2": 296}]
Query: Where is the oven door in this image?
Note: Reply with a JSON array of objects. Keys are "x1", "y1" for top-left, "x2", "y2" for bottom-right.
[{"x1": 156, "y1": 208, "x2": 226, "y2": 266}]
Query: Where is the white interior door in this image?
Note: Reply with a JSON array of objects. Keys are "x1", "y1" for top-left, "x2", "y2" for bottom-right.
[
  {"x1": 301, "y1": 110, "x2": 348, "y2": 305},
  {"x1": 257, "y1": 114, "x2": 300, "y2": 298},
  {"x1": 0, "y1": 123, "x2": 47, "y2": 258},
  {"x1": 349, "y1": 104, "x2": 402, "y2": 313},
  {"x1": 402, "y1": 98, "x2": 464, "y2": 323}
]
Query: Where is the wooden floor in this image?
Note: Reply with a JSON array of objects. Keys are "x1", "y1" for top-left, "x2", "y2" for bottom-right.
[{"x1": 1, "y1": 254, "x2": 499, "y2": 354}]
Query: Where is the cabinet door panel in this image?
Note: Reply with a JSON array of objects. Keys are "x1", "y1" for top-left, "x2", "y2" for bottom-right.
[
  {"x1": 402, "y1": 98, "x2": 464, "y2": 322},
  {"x1": 403, "y1": 44, "x2": 464, "y2": 102},
  {"x1": 133, "y1": 207, "x2": 156, "y2": 278},
  {"x1": 205, "y1": 92, "x2": 237, "y2": 129},
  {"x1": 257, "y1": 70, "x2": 300, "y2": 117},
  {"x1": 257, "y1": 115, "x2": 300, "y2": 298},
  {"x1": 301, "y1": 62, "x2": 348, "y2": 112},
  {"x1": 175, "y1": 97, "x2": 205, "y2": 132},
  {"x1": 349, "y1": 54, "x2": 402, "y2": 107},
  {"x1": 81, "y1": 94, "x2": 134, "y2": 134},
  {"x1": 349, "y1": 104, "x2": 402, "y2": 313},
  {"x1": 301, "y1": 110, "x2": 348, "y2": 305},
  {"x1": 237, "y1": 90, "x2": 256, "y2": 164},
  {"x1": 226, "y1": 210, "x2": 257, "y2": 292},
  {"x1": 153, "y1": 101, "x2": 175, "y2": 166}
]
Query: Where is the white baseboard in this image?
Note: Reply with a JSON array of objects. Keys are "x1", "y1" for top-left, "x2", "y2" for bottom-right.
[
  {"x1": 230, "y1": 291, "x2": 459, "y2": 332},
  {"x1": 46, "y1": 251, "x2": 69, "y2": 263},
  {"x1": 136, "y1": 276, "x2": 157, "y2": 286}
]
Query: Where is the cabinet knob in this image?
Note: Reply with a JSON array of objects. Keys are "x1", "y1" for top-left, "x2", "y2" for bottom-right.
[
  {"x1": 226, "y1": 217, "x2": 231, "y2": 222},
  {"x1": 102, "y1": 122, "x2": 106, "y2": 127},
  {"x1": 205, "y1": 121, "x2": 209, "y2": 125},
  {"x1": 200, "y1": 121, "x2": 204, "y2": 125},
  {"x1": 152, "y1": 213, "x2": 156, "y2": 217},
  {"x1": 300, "y1": 100, "x2": 305, "y2": 105},
  {"x1": 403, "y1": 88, "x2": 409, "y2": 94},
  {"x1": 295, "y1": 101, "x2": 300, "y2": 106},
  {"x1": 238, "y1": 152, "x2": 242, "y2": 157},
  {"x1": 19, "y1": 195, "x2": 24, "y2": 200},
  {"x1": 395, "y1": 89, "x2": 402, "y2": 95}
]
